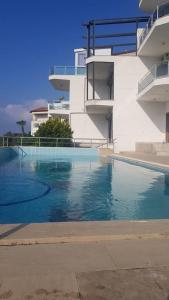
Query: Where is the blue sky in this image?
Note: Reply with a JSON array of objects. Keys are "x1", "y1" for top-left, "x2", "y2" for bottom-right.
[{"x1": 0, "y1": 0, "x2": 146, "y2": 134}]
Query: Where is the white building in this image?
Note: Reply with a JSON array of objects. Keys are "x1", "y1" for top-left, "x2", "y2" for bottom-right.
[
  {"x1": 32, "y1": 0, "x2": 169, "y2": 153},
  {"x1": 49, "y1": 47, "x2": 113, "y2": 144},
  {"x1": 30, "y1": 100, "x2": 69, "y2": 136},
  {"x1": 30, "y1": 107, "x2": 48, "y2": 136}
]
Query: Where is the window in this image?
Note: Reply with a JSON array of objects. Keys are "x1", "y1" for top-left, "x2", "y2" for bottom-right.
[
  {"x1": 87, "y1": 62, "x2": 114, "y2": 100},
  {"x1": 78, "y1": 52, "x2": 87, "y2": 66}
]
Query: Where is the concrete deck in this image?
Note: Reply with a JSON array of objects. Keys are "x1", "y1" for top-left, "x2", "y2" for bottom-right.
[
  {"x1": 115, "y1": 152, "x2": 169, "y2": 168},
  {"x1": 1, "y1": 220, "x2": 169, "y2": 299},
  {"x1": 99, "y1": 148, "x2": 113, "y2": 157}
]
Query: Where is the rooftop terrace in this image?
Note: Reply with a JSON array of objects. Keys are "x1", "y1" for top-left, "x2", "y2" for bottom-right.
[{"x1": 82, "y1": 16, "x2": 149, "y2": 57}]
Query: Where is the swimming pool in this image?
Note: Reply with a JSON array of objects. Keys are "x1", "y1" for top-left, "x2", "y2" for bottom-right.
[{"x1": 1, "y1": 147, "x2": 169, "y2": 224}]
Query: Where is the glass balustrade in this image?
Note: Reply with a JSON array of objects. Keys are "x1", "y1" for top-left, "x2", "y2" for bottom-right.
[
  {"x1": 138, "y1": 61, "x2": 169, "y2": 94},
  {"x1": 139, "y1": 2, "x2": 169, "y2": 48},
  {"x1": 50, "y1": 66, "x2": 86, "y2": 76}
]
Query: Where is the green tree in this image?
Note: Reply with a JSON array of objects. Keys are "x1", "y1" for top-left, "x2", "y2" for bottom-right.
[
  {"x1": 35, "y1": 118, "x2": 73, "y2": 143},
  {"x1": 16, "y1": 120, "x2": 26, "y2": 136}
]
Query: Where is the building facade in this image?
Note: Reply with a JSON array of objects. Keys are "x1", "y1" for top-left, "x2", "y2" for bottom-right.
[
  {"x1": 31, "y1": 0, "x2": 169, "y2": 153},
  {"x1": 30, "y1": 107, "x2": 48, "y2": 136},
  {"x1": 30, "y1": 100, "x2": 69, "y2": 136}
]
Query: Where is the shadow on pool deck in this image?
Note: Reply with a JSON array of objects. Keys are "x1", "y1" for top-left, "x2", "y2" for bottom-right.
[{"x1": 0, "y1": 223, "x2": 29, "y2": 239}]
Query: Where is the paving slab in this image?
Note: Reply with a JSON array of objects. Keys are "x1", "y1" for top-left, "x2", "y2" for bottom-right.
[
  {"x1": 105, "y1": 239, "x2": 169, "y2": 269},
  {"x1": 0, "y1": 273, "x2": 79, "y2": 300},
  {"x1": 1, "y1": 220, "x2": 169, "y2": 299},
  {"x1": 77, "y1": 268, "x2": 169, "y2": 300},
  {"x1": 1, "y1": 237, "x2": 169, "y2": 299},
  {"x1": 0, "y1": 243, "x2": 115, "y2": 277}
]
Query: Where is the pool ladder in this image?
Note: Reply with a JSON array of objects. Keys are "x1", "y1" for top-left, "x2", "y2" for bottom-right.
[{"x1": 17, "y1": 146, "x2": 27, "y2": 158}]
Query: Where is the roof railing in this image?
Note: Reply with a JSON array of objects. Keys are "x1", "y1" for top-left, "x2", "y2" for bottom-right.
[{"x1": 82, "y1": 16, "x2": 149, "y2": 57}]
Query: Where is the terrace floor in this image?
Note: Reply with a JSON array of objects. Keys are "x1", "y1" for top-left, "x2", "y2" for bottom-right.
[
  {"x1": 1, "y1": 220, "x2": 169, "y2": 299},
  {"x1": 113, "y1": 152, "x2": 169, "y2": 168}
]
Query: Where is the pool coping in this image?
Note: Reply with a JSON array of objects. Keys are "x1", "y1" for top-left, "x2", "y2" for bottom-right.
[
  {"x1": 1, "y1": 219, "x2": 169, "y2": 246},
  {"x1": 112, "y1": 153, "x2": 169, "y2": 172},
  {"x1": 1, "y1": 232, "x2": 169, "y2": 247}
]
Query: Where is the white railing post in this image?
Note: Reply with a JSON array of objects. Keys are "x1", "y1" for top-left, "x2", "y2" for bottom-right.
[
  {"x1": 39, "y1": 138, "x2": 41, "y2": 147},
  {"x1": 73, "y1": 139, "x2": 75, "y2": 148}
]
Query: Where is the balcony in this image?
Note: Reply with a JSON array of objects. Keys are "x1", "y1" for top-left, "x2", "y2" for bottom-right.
[
  {"x1": 49, "y1": 66, "x2": 86, "y2": 91},
  {"x1": 139, "y1": 0, "x2": 168, "y2": 13},
  {"x1": 50, "y1": 66, "x2": 86, "y2": 76},
  {"x1": 138, "y1": 61, "x2": 169, "y2": 101},
  {"x1": 138, "y1": 2, "x2": 169, "y2": 56},
  {"x1": 48, "y1": 101, "x2": 70, "y2": 116},
  {"x1": 85, "y1": 100, "x2": 113, "y2": 114},
  {"x1": 48, "y1": 102, "x2": 69, "y2": 110}
]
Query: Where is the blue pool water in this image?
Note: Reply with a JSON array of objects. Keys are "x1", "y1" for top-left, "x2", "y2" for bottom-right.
[{"x1": 1, "y1": 151, "x2": 169, "y2": 223}]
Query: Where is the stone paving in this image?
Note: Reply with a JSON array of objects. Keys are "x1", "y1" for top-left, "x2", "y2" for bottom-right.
[
  {"x1": 1, "y1": 221, "x2": 169, "y2": 299},
  {"x1": 115, "y1": 152, "x2": 169, "y2": 167},
  {"x1": 77, "y1": 268, "x2": 169, "y2": 300}
]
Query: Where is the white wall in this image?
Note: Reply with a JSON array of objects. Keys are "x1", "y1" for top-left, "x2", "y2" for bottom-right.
[
  {"x1": 88, "y1": 79, "x2": 111, "y2": 100},
  {"x1": 34, "y1": 114, "x2": 48, "y2": 121},
  {"x1": 95, "y1": 49, "x2": 112, "y2": 56},
  {"x1": 165, "y1": 102, "x2": 169, "y2": 112},
  {"x1": 70, "y1": 113, "x2": 108, "y2": 139},
  {"x1": 69, "y1": 76, "x2": 86, "y2": 112},
  {"x1": 113, "y1": 55, "x2": 166, "y2": 152}
]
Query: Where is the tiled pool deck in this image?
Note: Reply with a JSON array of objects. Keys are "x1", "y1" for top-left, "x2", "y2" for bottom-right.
[{"x1": 1, "y1": 148, "x2": 169, "y2": 299}]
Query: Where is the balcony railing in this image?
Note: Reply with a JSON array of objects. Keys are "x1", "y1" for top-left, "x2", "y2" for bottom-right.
[
  {"x1": 139, "y1": 2, "x2": 169, "y2": 48},
  {"x1": 50, "y1": 66, "x2": 86, "y2": 76},
  {"x1": 0, "y1": 136, "x2": 109, "y2": 148},
  {"x1": 48, "y1": 102, "x2": 69, "y2": 110},
  {"x1": 138, "y1": 61, "x2": 169, "y2": 94},
  {"x1": 33, "y1": 119, "x2": 48, "y2": 122}
]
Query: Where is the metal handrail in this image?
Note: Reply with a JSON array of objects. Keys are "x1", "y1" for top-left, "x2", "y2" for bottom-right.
[
  {"x1": 0, "y1": 136, "x2": 109, "y2": 149},
  {"x1": 139, "y1": 2, "x2": 169, "y2": 48},
  {"x1": 138, "y1": 61, "x2": 169, "y2": 94}
]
